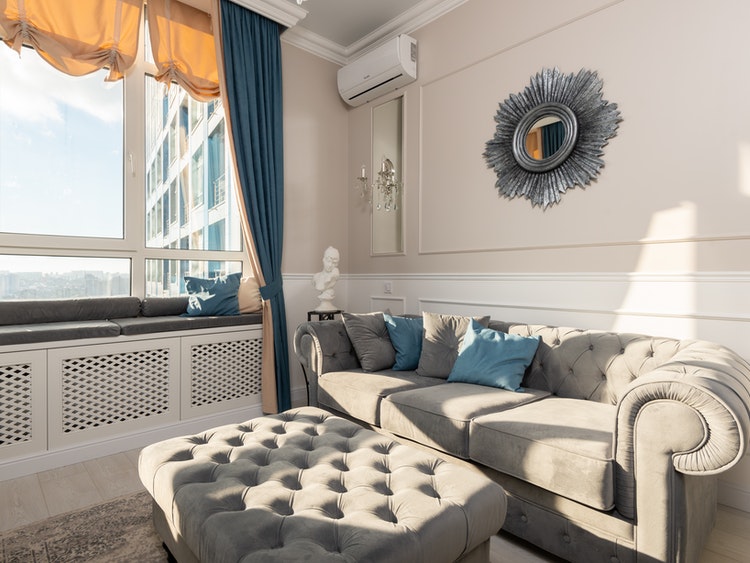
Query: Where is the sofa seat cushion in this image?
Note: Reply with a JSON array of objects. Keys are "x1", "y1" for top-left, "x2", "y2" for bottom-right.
[
  {"x1": 381, "y1": 383, "x2": 550, "y2": 458},
  {"x1": 113, "y1": 313, "x2": 262, "y2": 335},
  {"x1": 317, "y1": 370, "x2": 445, "y2": 426},
  {"x1": 470, "y1": 397, "x2": 616, "y2": 511},
  {"x1": 0, "y1": 320, "x2": 121, "y2": 346}
]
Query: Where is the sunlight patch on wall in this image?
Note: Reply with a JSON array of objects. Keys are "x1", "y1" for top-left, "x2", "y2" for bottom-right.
[{"x1": 613, "y1": 202, "x2": 697, "y2": 338}]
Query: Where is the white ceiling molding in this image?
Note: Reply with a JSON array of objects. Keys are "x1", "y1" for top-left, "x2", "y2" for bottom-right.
[
  {"x1": 345, "y1": 0, "x2": 467, "y2": 59},
  {"x1": 231, "y1": 0, "x2": 308, "y2": 29},
  {"x1": 283, "y1": 0, "x2": 467, "y2": 66},
  {"x1": 281, "y1": 26, "x2": 348, "y2": 65}
]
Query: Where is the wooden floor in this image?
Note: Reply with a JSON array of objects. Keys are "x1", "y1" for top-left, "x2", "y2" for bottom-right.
[{"x1": 1, "y1": 449, "x2": 748, "y2": 562}]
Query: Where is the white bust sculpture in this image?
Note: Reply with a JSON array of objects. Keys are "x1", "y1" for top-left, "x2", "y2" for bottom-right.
[{"x1": 312, "y1": 246, "x2": 340, "y2": 312}]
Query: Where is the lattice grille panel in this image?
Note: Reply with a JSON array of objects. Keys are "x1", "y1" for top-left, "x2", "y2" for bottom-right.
[
  {"x1": 0, "y1": 363, "x2": 33, "y2": 445},
  {"x1": 191, "y1": 337, "x2": 263, "y2": 407},
  {"x1": 61, "y1": 349, "x2": 171, "y2": 433}
]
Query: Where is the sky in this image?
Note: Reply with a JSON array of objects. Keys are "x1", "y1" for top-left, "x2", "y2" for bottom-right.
[{"x1": 0, "y1": 46, "x2": 124, "y2": 239}]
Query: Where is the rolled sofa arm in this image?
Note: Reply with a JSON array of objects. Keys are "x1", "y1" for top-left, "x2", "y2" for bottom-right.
[
  {"x1": 614, "y1": 341, "x2": 750, "y2": 520},
  {"x1": 293, "y1": 321, "x2": 360, "y2": 404}
]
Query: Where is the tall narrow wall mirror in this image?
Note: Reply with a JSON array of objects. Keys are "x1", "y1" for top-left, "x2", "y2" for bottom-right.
[{"x1": 371, "y1": 96, "x2": 404, "y2": 255}]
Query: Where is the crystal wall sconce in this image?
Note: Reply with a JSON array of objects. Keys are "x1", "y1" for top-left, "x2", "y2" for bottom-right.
[{"x1": 355, "y1": 157, "x2": 402, "y2": 211}]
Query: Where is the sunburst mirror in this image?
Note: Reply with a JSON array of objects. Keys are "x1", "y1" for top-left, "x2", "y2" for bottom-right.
[{"x1": 483, "y1": 68, "x2": 621, "y2": 209}]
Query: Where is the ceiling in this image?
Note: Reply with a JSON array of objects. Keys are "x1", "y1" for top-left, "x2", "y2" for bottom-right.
[{"x1": 283, "y1": 0, "x2": 465, "y2": 65}]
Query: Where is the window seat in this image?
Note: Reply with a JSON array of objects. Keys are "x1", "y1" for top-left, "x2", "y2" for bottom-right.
[
  {"x1": 0, "y1": 296, "x2": 265, "y2": 481},
  {"x1": 0, "y1": 296, "x2": 262, "y2": 345}
]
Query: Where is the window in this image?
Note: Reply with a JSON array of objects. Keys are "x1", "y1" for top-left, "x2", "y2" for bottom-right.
[
  {"x1": 0, "y1": 14, "x2": 246, "y2": 301},
  {"x1": 0, "y1": 47, "x2": 123, "y2": 239}
]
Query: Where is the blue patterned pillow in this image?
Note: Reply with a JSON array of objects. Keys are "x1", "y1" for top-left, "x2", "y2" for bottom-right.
[
  {"x1": 447, "y1": 320, "x2": 540, "y2": 391},
  {"x1": 384, "y1": 313, "x2": 423, "y2": 371},
  {"x1": 183, "y1": 272, "x2": 241, "y2": 316}
]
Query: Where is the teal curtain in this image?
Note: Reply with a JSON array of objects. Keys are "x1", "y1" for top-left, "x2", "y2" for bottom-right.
[
  {"x1": 218, "y1": 0, "x2": 290, "y2": 411},
  {"x1": 542, "y1": 121, "x2": 565, "y2": 158}
]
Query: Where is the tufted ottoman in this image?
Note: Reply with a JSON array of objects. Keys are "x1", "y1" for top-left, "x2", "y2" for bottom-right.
[{"x1": 139, "y1": 407, "x2": 506, "y2": 562}]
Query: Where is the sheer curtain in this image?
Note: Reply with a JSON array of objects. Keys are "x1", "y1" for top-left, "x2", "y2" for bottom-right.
[{"x1": 213, "y1": 0, "x2": 290, "y2": 413}]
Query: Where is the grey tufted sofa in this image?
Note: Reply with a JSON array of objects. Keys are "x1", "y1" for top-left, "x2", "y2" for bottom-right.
[
  {"x1": 139, "y1": 406, "x2": 506, "y2": 562},
  {"x1": 294, "y1": 318, "x2": 750, "y2": 563}
]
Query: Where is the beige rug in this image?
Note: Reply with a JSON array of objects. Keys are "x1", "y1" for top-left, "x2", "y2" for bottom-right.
[{"x1": 0, "y1": 491, "x2": 167, "y2": 563}]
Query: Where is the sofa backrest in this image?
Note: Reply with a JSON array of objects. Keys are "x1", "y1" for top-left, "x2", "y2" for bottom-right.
[{"x1": 489, "y1": 321, "x2": 691, "y2": 404}]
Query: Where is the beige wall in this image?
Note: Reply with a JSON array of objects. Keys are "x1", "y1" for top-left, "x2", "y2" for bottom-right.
[
  {"x1": 345, "y1": 0, "x2": 750, "y2": 274},
  {"x1": 281, "y1": 43, "x2": 349, "y2": 274}
]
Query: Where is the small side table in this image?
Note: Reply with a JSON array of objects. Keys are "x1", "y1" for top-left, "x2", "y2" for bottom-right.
[{"x1": 307, "y1": 309, "x2": 343, "y2": 321}]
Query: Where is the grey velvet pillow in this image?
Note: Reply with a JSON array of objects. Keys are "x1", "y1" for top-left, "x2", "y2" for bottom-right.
[
  {"x1": 416, "y1": 312, "x2": 490, "y2": 378},
  {"x1": 342, "y1": 311, "x2": 396, "y2": 372}
]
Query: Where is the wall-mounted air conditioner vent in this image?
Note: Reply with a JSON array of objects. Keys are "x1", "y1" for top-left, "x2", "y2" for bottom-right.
[{"x1": 337, "y1": 35, "x2": 417, "y2": 107}]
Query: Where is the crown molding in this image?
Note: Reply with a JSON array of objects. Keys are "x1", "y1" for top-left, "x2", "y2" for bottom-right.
[
  {"x1": 282, "y1": 0, "x2": 467, "y2": 66},
  {"x1": 281, "y1": 25, "x2": 348, "y2": 65},
  {"x1": 232, "y1": 0, "x2": 308, "y2": 29}
]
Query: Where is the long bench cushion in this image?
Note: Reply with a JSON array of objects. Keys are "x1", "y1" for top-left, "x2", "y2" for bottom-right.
[
  {"x1": 0, "y1": 320, "x2": 121, "y2": 345},
  {"x1": 0, "y1": 296, "x2": 141, "y2": 326},
  {"x1": 113, "y1": 313, "x2": 262, "y2": 336},
  {"x1": 381, "y1": 383, "x2": 550, "y2": 458},
  {"x1": 140, "y1": 297, "x2": 189, "y2": 317},
  {"x1": 317, "y1": 370, "x2": 445, "y2": 426},
  {"x1": 470, "y1": 397, "x2": 616, "y2": 511}
]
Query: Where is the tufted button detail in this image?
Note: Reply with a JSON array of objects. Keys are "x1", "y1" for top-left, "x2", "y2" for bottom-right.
[
  {"x1": 520, "y1": 514, "x2": 528, "y2": 523},
  {"x1": 610, "y1": 557, "x2": 619, "y2": 563},
  {"x1": 620, "y1": 348, "x2": 625, "y2": 354},
  {"x1": 332, "y1": 459, "x2": 349, "y2": 472},
  {"x1": 329, "y1": 482, "x2": 347, "y2": 493},
  {"x1": 211, "y1": 453, "x2": 230, "y2": 464},
  {"x1": 588, "y1": 344, "x2": 594, "y2": 351},
  {"x1": 562, "y1": 533, "x2": 571, "y2": 543}
]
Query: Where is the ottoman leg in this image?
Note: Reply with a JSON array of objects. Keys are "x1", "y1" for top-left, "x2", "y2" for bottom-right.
[{"x1": 152, "y1": 500, "x2": 200, "y2": 563}]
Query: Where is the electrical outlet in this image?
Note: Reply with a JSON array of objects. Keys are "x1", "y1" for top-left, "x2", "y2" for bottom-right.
[{"x1": 383, "y1": 281, "x2": 393, "y2": 294}]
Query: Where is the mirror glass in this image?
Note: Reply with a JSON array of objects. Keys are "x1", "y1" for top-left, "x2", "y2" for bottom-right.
[
  {"x1": 525, "y1": 116, "x2": 565, "y2": 161},
  {"x1": 371, "y1": 97, "x2": 404, "y2": 255}
]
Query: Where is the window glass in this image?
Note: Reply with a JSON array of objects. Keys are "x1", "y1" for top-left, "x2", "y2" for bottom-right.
[
  {"x1": 144, "y1": 258, "x2": 241, "y2": 297},
  {"x1": 144, "y1": 76, "x2": 240, "y2": 252},
  {"x1": 0, "y1": 255, "x2": 130, "y2": 299},
  {"x1": 0, "y1": 47, "x2": 124, "y2": 238}
]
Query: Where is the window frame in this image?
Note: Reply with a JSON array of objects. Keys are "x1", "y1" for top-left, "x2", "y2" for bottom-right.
[{"x1": 0, "y1": 13, "x2": 249, "y2": 300}]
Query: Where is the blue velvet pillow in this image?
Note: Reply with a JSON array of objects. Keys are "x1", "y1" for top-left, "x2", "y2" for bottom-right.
[
  {"x1": 447, "y1": 320, "x2": 540, "y2": 391},
  {"x1": 383, "y1": 313, "x2": 424, "y2": 371},
  {"x1": 183, "y1": 272, "x2": 241, "y2": 316}
]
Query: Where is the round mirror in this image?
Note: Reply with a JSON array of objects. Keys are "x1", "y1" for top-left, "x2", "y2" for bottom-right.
[
  {"x1": 511, "y1": 102, "x2": 577, "y2": 173},
  {"x1": 484, "y1": 68, "x2": 621, "y2": 208}
]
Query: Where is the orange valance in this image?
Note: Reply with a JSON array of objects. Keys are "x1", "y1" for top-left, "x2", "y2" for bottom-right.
[
  {"x1": 0, "y1": 0, "x2": 142, "y2": 81},
  {"x1": 147, "y1": 0, "x2": 219, "y2": 101},
  {"x1": 0, "y1": 0, "x2": 220, "y2": 99}
]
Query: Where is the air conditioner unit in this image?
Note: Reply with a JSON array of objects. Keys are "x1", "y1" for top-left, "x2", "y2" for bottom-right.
[{"x1": 337, "y1": 35, "x2": 417, "y2": 107}]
